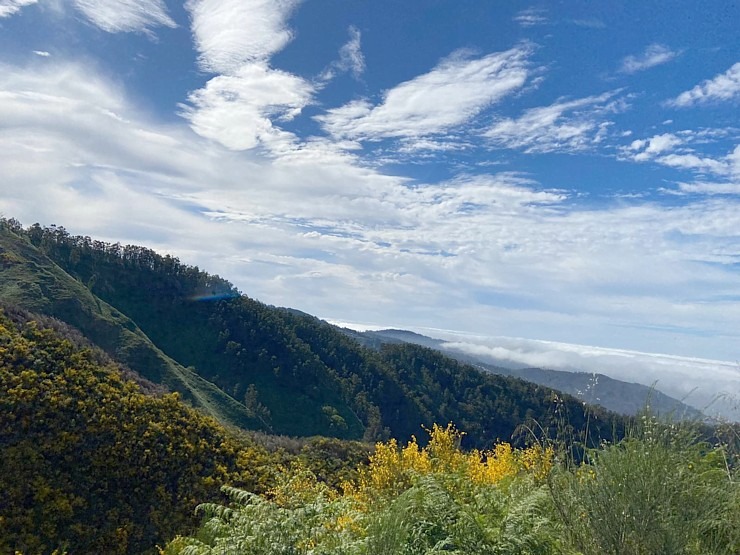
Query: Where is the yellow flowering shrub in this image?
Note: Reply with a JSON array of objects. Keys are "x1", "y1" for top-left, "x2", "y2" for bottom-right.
[
  {"x1": 350, "y1": 423, "x2": 553, "y2": 504},
  {"x1": 268, "y1": 462, "x2": 337, "y2": 508}
]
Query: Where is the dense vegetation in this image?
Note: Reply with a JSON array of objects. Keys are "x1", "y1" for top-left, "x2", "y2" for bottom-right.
[
  {"x1": 0, "y1": 306, "x2": 280, "y2": 553},
  {"x1": 0, "y1": 218, "x2": 623, "y2": 448},
  {"x1": 0, "y1": 220, "x2": 261, "y2": 431},
  {"x1": 0, "y1": 305, "x2": 372, "y2": 553},
  {"x1": 1, "y1": 217, "x2": 738, "y2": 553},
  {"x1": 165, "y1": 421, "x2": 739, "y2": 555}
]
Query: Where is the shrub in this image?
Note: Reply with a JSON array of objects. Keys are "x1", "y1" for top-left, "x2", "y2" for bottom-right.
[
  {"x1": 548, "y1": 412, "x2": 740, "y2": 555},
  {"x1": 164, "y1": 425, "x2": 561, "y2": 555}
]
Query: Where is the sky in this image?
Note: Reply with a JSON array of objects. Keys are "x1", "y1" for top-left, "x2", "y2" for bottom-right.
[{"x1": 1, "y1": 1, "x2": 739, "y2": 415}]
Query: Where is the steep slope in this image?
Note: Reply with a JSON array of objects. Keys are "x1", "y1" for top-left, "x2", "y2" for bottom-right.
[
  {"x1": 0, "y1": 305, "x2": 280, "y2": 554},
  {"x1": 0, "y1": 221, "x2": 261, "y2": 431},
  {"x1": 2, "y1": 219, "x2": 626, "y2": 446},
  {"x1": 376, "y1": 342, "x2": 620, "y2": 449},
  {"x1": 0, "y1": 220, "x2": 427, "y2": 440},
  {"x1": 361, "y1": 328, "x2": 701, "y2": 418}
]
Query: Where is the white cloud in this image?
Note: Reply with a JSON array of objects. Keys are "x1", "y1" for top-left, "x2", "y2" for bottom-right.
[
  {"x1": 73, "y1": 0, "x2": 175, "y2": 33},
  {"x1": 623, "y1": 132, "x2": 739, "y2": 183},
  {"x1": 485, "y1": 91, "x2": 624, "y2": 153},
  {"x1": 317, "y1": 46, "x2": 531, "y2": 142},
  {"x1": 729, "y1": 144, "x2": 740, "y2": 176},
  {"x1": 337, "y1": 25, "x2": 365, "y2": 79},
  {"x1": 435, "y1": 334, "x2": 740, "y2": 421},
  {"x1": 657, "y1": 153, "x2": 729, "y2": 174},
  {"x1": 32, "y1": 50, "x2": 50, "y2": 57},
  {"x1": 0, "y1": 0, "x2": 36, "y2": 18},
  {"x1": 321, "y1": 25, "x2": 365, "y2": 81},
  {"x1": 182, "y1": 0, "x2": 315, "y2": 151},
  {"x1": 628, "y1": 132, "x2": 683, "y2": 161},
  {"x1": 186, "y1": 0, "x2": 301, "y2": 73},
  {"x1": 514, "y1": 7, "x2": 548, "y2": 27},
  {"x1": 571, "y1": 18, "x2": 606, "y2": 29},
  {"x1": 676, "y1": 181, "x2": 740, "y2": 195},
  {"x1": 4, "y1": 60, "x2": 740, "y2": 401},
  {"x1": 668, "y1": 62, "x2": 740, "y2": 107},
  {"x1": 619, "y1": 44, "x2": 678, "y2": 74},
  {"x1": 180, "y1": 63, "x2": 313, "y2": 151}
]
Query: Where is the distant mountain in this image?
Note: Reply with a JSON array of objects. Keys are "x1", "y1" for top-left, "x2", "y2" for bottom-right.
[
  {"x1": 357, "y1": 329, "x2": 702, "y2": 419},
  {"x1": 0, "y1": 218, "x2": 625, "y2": 448}
]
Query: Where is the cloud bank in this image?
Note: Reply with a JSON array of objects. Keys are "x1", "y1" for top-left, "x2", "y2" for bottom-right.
[{"x1": 433, "y1": 333, "x2": 740, "y2": 421}]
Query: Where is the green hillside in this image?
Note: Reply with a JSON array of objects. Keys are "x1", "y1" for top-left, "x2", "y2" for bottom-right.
[
  {"x1": 0, "y1": 304, "x2": 284, "y2": 554},
  {"x1": 1, "y1": 218, "x2": 624, "y2": 447},
  {"x1": 2, "y1": 218, "x2": 737, "y2": 555},
  {"x1": 0, "y1": 221, "x2": 266, "y2": 431}
]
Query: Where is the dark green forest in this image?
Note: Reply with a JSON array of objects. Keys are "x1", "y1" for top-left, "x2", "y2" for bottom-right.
[
  {"x1": 0, "y1": 219, "x2": 621, "y2": 448},
  {"x1": 0, "y1": 218, "x2": 645, "y2": 553}
]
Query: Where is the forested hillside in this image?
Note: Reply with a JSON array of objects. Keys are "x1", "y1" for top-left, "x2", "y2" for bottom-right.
[
  {"x1": 0, "y1": 305, "x2": 281, "y2": 553},
  {"x1": 0, "y1": 220, "x2": 265, "y2": 431},
  {"x1": 0, "y1": 219, "x2": 623, "y2": 448},
  {"x1": 1, "y1": 218, "x2": 738, "y2": 555}
]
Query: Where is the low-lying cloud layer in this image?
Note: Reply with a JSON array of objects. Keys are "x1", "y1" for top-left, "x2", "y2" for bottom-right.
[{"x1": 431, "y1": 332, "x2": 740, "y2": 421}]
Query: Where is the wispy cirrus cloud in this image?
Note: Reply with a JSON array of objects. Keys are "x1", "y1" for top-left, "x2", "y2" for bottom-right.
[
  {"x1": 514, "y1": 7, "x2": 548, "y2": 27},
  {"x1": 0, "y1": 0, "x2": 37, "y2": 18},
  {"x1": 182, "y1": 0, "x2": 314, "y2": 151},
  {"x1": 316, "y1": 46, "x2": 532, "y2": 143},
  {"x1": 320, "y1": 26, "x2": 365, "y2": 82},
  {"x1": 619, "y1": 43, "x2": 678, "y2": 74},
  {"x1": 571, "y1": 18, "x2": 605, "y2": 29},
  {"x1": 1, "y1": 0, "x2": 175, "y2": 33},
  {"x1": 484, "y1": 91, "x2": 625, "y2": 153},
  {"x1": 668, "y1": 62, "x2": 740, "y2": 107},
  {"x1": 73, "y1": 0, "x2": 175, "y2": 33}
]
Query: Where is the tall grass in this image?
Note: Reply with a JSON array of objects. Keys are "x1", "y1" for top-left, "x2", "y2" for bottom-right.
[{"x1": 548, "y1": 411, "x2": 739, "y2": 555}]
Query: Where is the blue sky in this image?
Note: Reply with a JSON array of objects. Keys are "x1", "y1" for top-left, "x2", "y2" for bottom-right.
[{"x1": 1, "y1": 0, "x2": 739, "y2": 412}]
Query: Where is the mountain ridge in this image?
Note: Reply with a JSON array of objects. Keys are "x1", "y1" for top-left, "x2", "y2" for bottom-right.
[
  {"x1": 0, "y1": 218, "x2": 624, "y2": 448},
  {"x1": 355, "y1": 328, "x2": 702, "y2": 419}
]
